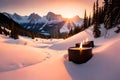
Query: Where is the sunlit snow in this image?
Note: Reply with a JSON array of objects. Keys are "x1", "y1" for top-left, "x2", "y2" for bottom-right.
[{"x1": 0, "y1": 26, "x2": 120, "y2": 80}]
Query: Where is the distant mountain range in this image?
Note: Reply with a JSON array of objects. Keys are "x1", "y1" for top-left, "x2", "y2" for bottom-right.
[{"x1": 2, "y1": 12, "x2": 83, "y2": 37}]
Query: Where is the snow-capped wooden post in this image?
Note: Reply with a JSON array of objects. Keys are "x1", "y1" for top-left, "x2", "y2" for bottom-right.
[{"x1": 68, "y1": 43, "x2": 93, "y2": 64}]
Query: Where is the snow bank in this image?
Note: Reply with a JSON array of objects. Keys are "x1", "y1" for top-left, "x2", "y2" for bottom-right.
[
  {"x1": 0, "y1": 26, "x2": 120, "y2": 80},
  {"x1": 50, "y1": 27, "x2": 94, "y2": 50}
]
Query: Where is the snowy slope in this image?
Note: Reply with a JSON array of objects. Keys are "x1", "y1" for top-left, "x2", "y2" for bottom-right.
[
  {"x1": 0, "y1": 26, "x2": 120, "y2": 80},
  {"x1": 0, "y1": 35, "x2": 49, "y2": 72},
  {"x1": 51, "y1": 27, "x2": 94, "y2": 50}
]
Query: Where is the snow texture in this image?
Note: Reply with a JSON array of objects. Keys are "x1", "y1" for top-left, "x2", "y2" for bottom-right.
[{"x1": 0, "y1": 26, "x2": 120, "y2": 80}]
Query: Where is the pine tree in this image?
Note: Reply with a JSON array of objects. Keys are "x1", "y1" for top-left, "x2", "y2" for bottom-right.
[
  {"x1": 104, "y1": 0, "x2": 113, "y2": 29},
  {"x1": 10, "y1": 22, "x2": 19, "y2": 39},
  {"x1": 31, "y1": 32, "x2": 35, "y2": 39},
  {"x1": 57, "y1": 27, "x2": 60, "y2": 38},
  {"x1": 93, "y1": 0, "x2": 101, "y2": 38},
  {"x1": 96, "y1": 0, "x2": 99, "y2": 24},
  {"x1": 99, "y1": 7, "x2": 104, "y2": 24},
  {"x1": 68, "y1": 28, "x2": 73, "y2": 37},
  {"x1": 104, "y1": 0, "x2": 108, "y2": 11},
  {"x1": 0, "y1": 26, "x2": 2, "y2": 34},
  {"x1": 92, "y1": 2, "x2": 96, "y2": 24},
  {"x1": 88, "y1": 13, "x2": 91, "y2": 27},
  {"x1": 74, "y1": 26, "x2": 81, "y2": 34},
  {"x1": 83, "y1": 10, "x2": 88, "y2": 29},
  {"x1": 93, "y1": 23, "x2": 101, "y2": 38}
]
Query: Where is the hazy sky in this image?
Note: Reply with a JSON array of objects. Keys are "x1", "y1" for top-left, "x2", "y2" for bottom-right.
[{"x1": 0, "y1": 0, "x2": 103, "y2": 18}]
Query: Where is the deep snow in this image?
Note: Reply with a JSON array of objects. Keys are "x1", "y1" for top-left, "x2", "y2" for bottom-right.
[{"x1": 0, "y1": 26, "x2": 120, "y2": 80}]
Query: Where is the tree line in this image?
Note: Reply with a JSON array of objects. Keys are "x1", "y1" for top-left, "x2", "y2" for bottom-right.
[
  {"x1": 0, "y1": 13, "x2": 41, "y2": 39},
  {"x1": 68, "y1": 0, "x2": 120, "y2": 38}
]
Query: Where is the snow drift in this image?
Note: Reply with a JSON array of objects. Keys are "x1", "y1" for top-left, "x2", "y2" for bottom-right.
[{"x1": 0, "y1": 26, "x2": 120, "y2": 80}]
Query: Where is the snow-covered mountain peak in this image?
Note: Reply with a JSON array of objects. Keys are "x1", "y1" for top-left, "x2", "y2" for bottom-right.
[
  {"x1": 46, "y1": 12, "x2": 63, "y2": 21},
  {"x1": 72, "y1": 15, "x2": 83, "y2": 26},
  {"x1": 12, "y1": 13, "x2": 22, "y2": 20},
  {"x1": 28, "y1": 13, "x2": 41, "y2": 21}
]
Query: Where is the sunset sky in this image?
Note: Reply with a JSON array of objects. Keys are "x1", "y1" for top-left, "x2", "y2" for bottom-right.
[{"x1": 0, "y1": 0, "x2": 103, "y2": 18}]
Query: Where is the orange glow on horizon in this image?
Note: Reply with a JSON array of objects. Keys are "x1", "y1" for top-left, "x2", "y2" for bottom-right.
[
  {"x1": 62, "y1": 14, "x2": 75, "y2": 18},
  {"x1": 0, "y1": 0, "x2": 103, "y2": 18}
]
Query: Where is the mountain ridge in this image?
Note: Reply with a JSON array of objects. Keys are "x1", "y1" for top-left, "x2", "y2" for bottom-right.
[{"x1": 1, "y1": 12, "x2": 83, "y2": 37}]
